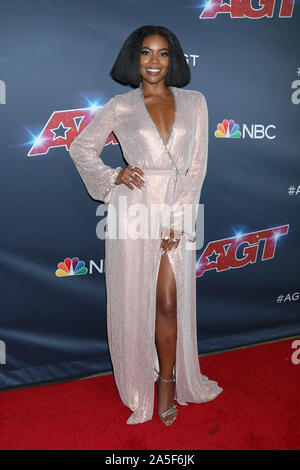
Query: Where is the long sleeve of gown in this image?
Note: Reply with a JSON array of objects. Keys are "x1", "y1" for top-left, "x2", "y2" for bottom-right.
[
  {"x1": 69, "y1": 96, "x2": 123, "y2": 204},
  {"x1": 164, "y1": 93, "x2": 208, "y2": 242}
]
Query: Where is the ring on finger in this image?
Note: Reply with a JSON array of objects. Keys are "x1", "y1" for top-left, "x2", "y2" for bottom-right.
[{"x1": 129, "y1": 170, "x2": 136, "y2": 182}]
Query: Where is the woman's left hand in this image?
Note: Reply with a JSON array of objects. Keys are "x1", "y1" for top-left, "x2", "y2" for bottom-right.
[{"x1": 160, "y1": 229, "x2": 182, "y2": 254}]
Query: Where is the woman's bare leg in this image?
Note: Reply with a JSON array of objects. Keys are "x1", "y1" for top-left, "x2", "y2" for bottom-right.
[{"x1": 155, "y1": 252, "x2": 177, "y2": 424}]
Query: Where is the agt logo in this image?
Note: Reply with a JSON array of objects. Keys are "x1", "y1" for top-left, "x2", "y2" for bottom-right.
[
  {"x1": 184, "y1": 54, "x2": 200, "y2": 67},
  {"x1": 27, "y1": 104, "x2": 118, "y2": 157},
  {"x1": 196, "y1": 224, "x2": 289, "y2": 277},
  {"x1": 215, "y1": 119, "x2": 276, "y2": 139},
  {"x1": 199, "y1": 0, "x2": 295, "y2": 19}
]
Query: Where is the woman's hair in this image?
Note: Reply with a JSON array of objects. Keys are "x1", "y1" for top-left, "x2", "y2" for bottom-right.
[{"x1": 110, "y1": 25, "x2": 190, "y2": 88}]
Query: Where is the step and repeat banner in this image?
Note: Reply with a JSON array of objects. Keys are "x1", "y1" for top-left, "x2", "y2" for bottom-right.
[{"x1": 0, "y1": 0, "x2": 299, "y2": 389}]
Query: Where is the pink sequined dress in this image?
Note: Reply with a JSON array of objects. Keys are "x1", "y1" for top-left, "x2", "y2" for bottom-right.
[{"x1": 69, "y1": 82, "x2": 223, "y2": 424}]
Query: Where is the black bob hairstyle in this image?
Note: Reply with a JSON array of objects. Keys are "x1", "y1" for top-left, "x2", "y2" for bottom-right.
[{"x1": 110, "y1": 25, "x2": 191, "y2": 88}]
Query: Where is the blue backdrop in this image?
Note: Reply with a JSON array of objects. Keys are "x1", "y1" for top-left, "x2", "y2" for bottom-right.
[{"x1": 0, "y1": 0, "x2": 299, "y2": 390}]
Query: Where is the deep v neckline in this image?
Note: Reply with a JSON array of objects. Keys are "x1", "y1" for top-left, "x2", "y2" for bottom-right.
[{"x1": 139, "y1": 82, "x2": 177, "y2": 148}]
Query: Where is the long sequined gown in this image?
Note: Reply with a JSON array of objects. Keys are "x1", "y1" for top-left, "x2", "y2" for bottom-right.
[{"x1": 69, "y1": 82, "x2": 223, "y2": 424}]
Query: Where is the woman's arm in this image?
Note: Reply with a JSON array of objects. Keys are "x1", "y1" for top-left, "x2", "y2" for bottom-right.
[
  {"x1": 163, "y1": 93, "x2": 208, "y2": 242},
  {"x1": 69, "y1": 96, "x2": 123, "y2": 203}
]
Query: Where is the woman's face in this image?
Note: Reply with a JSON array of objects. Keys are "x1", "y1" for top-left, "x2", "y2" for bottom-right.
[{"x1": 139, "y1": 34, "x2": 169, "y2": 85}]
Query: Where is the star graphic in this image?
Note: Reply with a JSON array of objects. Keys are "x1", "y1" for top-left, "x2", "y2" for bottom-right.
[
  {"x1": 50, "y1": 122, "x2": 72, "y2": 141},
  {"x1": 207, "y1": 250, "x2": 220, "y2": 263}
]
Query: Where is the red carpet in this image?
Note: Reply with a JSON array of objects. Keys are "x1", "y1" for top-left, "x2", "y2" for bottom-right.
[{"x1": 0, "y1": 337, "x2": 299, "y2": 450}]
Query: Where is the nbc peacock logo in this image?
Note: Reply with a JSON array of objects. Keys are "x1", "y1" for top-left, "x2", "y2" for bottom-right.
[
  {"x1": 55, "y1": 257, "x2": 88, "y2": 277},
  {"x1": 215, "y1": 119, "x2": 241, "y2": 138}
]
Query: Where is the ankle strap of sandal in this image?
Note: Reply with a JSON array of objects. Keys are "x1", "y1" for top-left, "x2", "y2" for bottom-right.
[{"x1": 158, "y1": 374, "x2": 175, "y2": 383}]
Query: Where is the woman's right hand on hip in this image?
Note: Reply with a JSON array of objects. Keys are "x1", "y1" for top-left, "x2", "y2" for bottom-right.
[{"x1": 115, "y1": 165, "x2": 145, "y2": 190}]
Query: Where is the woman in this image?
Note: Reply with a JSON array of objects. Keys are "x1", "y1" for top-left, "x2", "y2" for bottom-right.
[{"x1": 69, "y1": 25, "x2": 223, "y2": 426}]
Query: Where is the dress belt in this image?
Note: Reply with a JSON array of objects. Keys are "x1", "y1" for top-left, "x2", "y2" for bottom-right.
[
  {"x1": 139, "y1": 168, "x2": 189, "y2": 195},
  {"x1": 140, "y1": 168, "x2": 188, "y2": 176}
]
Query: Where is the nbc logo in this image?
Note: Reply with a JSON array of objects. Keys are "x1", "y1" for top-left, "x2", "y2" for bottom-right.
[
  {"x1": 215, "y1": 119, "x2": 275, "y2": 139},
  {"x1": 215, "y1": 119, "x2": 241, "y2": 138},
  {"x1": 56, "y1": 257, "x2": 88, "y2": 277}
]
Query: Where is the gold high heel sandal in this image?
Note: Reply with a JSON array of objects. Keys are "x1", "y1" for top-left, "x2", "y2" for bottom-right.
[{"x1": 156, "y1": 374, "x2": 178, "y2": 426}]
